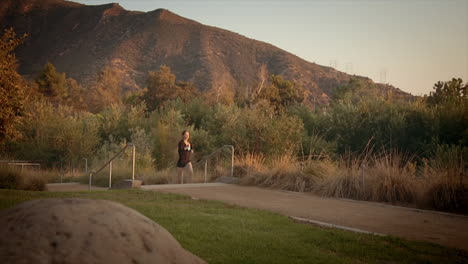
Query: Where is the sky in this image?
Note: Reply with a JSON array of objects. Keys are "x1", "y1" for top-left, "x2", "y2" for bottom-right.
[{"x1": 75, "y1": 0, "x2": 468, "y2": 95}]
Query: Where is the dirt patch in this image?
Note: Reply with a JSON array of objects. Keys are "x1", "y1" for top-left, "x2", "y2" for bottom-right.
[{"x1": 0, "y1": 198, "x2": 206, "y2": 264}]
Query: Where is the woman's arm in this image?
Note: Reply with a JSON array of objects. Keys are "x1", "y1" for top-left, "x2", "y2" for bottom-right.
[{"x1": 178, "y1": 141, "x2": 185, "y2": 154}]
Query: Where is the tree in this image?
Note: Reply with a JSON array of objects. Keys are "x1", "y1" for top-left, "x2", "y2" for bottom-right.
[
  {"x1": 0, "y1": 28, "x2": 27, "y2": 144},
  {"x1": 257, "y1": 74, "x2": 304, "y2": 110},
  {"x1": 142, "y1": 65, "x2": 198, "y2": 111},
  {"x1": 34, "y1": 62, "x2": 88, "y2": 110},
  {"x1": 35, "y1": 62, "x2": 67, "y2": 103},
  {"x1": 88, "y1": 67, "x2": 123, "y2": 113},
  {"x1": 64, "y1": 78, "x2": 86, "y2": 110},
  {"x1": 427, "y1": 78, "x2": 467, "y2": 106},
  {"x1": 331, "y1": 77, "x2": 361, "y2": 103}
]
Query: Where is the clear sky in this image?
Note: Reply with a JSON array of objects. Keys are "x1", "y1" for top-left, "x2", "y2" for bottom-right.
[{"x1": 75, "y1": 0, "x2": 468, "y2": 95}]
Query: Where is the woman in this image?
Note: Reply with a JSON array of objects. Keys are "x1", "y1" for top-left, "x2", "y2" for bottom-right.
[{"x1": 177, "y1": 130, "x2": 194, "y2": 184}]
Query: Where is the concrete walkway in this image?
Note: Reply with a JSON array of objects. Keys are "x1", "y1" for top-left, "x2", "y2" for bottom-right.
[{"x1": 142, "y1": 183, "x2": 468, "y2": 251}]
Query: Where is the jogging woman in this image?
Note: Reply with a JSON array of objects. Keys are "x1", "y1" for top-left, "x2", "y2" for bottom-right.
[{"x1": 177, "y1": 130, "x2": 194, "y2": 183}]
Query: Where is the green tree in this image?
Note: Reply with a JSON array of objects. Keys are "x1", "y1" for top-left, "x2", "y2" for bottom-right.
[
  {"x1": 331, "y1": 78, "x2": 361, "y2": 103},
  {"x1": 142, "y1": 65, "x2": 198, "y2": 111},
  {"x1": 0, "y1": 28, "x2": 27, "y2": 144},
  {"x1": 150, "y1": 105, "x2": 187, "y2": 169},
  {"x1": 427, "y1": 78, "x2": 467, "y2": 106},
  {"x1": 88, "y1": 67, "x2": 123, "y2": 113},
  {"x1": 35, "y1": 62, "x2": 67, "y2": 102},
  {"x1": 257, "y1": 75, "x2": 304, "y2": 110},
  {"x1": 64, "y1": 78, "x2": 86, "y2": 110},
  {"x1": 11, "y1": 99, "x2": 100, "y2": 165}
]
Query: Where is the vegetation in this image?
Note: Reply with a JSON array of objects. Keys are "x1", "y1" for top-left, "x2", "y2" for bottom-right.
[
  {"x1": 0, "y1": 164, "x2": 46, "y2": 191},
  {"x1": 236, "y1": 146, "x2": 467, "y2": 213},
  {"x1": 1, "y1": 189, "x2": 467, "y2": 264},
  {"x1": 0, "y1": 28, "x2": 466, "y2": 213},
  {"x1": 0, "y1": 28, "x2": 27, "y2": 145},
  {"x1": 142, "y1": 65, "x2": 198, "y2": 111}
]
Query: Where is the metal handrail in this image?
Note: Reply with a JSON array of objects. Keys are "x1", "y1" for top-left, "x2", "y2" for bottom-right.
[
  {"x1": 88, "y1": 143, "x2": 136, "y2": 190},
  {"x1": 193, "y1": 145, "x2": 234, "y2": 182}
]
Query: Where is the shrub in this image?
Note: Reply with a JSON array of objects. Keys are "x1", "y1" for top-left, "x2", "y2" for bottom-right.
[
  {"x1": 427, "y1": 181, "x2": 467, "y2": 212},
  {"x1": 0, "y1": 165, "x2": 45, "y2": 191},
  {"x1": 369, "y1": 152, "x2": 417, "y2": 204},
  {"x1": 312, "y1": 157, "x2": 366, "y2": 200},
  {"x1": 424, "y1": 145, "x2": 467, "y2": 212},
  {"x1": 9, "y1": 99, "x2": 100, "y2": 166},
  {"x1": 21, "y1": 172, "x2": 46, "y2": 191},
  {"x1": 0, "y1": 164, "x2": 21, "y2": 189},
  {"x1": 239, "y1": 154, "x2": 318, "y2": 192}
]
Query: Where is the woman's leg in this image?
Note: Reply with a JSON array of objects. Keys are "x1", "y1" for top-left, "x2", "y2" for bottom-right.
[
  {"x1": 177, "y1": 167, "x2": 184, "y2": 184},
  {"x1": 185, "y1": 162, "x2": 193, "y2": 183}
]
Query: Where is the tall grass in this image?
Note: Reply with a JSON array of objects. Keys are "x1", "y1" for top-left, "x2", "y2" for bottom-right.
[
  {"x1": 424, "y1": 145, "x2": 467, "y2": 212},
  {"x1": 368, "y1": 151, "x2": 418, "y2": 204},
  {"x1": 238, "y1": 154, "x2": 318, "y2": 192},
  {"x1": 236, "y1": 147, "x2": 467, "y2": 214},
  {"x1": 313, "y1": 156, "x2": 367, "y2": 200},
  {"x1": 0, "y1": 164, "x2": 46, "y2": 191}
]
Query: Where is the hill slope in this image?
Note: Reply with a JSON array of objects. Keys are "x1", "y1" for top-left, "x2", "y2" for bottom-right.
[{"x1": 0, "y1": 0, "x2": 409, "y2": 105}]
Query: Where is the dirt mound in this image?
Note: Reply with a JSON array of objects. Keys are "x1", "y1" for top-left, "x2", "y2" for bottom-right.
[{"x1": 0, "y1": 198, "x2": 207, "y2": 264}]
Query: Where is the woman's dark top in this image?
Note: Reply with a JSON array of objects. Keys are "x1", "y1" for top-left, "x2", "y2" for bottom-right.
[{"x1": 177, "y1": 140, "x2": 193, "y2": 168}]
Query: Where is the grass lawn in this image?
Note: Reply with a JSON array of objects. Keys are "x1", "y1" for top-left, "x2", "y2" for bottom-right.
[{"x1": 0, "y1": 189, "x2": 466, "y2": 264}]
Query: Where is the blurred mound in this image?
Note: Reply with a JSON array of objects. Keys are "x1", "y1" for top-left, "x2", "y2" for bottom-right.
[{"x1": 0, "y1": 198, "x2": 206, "y2": 264}]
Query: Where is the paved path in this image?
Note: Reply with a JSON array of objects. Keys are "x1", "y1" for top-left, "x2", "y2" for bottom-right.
[{"x1": 142, "y1": 183, "x2": 468, "y2": 251}]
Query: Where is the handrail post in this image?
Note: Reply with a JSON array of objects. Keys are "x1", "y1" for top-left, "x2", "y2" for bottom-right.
[
  {"x1": 132, "y1": 144, "x2": 136, "y2": 181},
  {"x1": 83, "y1": 158, "x2": 88, "y2": 173},
  {"x1": 87, "y1": 143, "x2": 136, "y2": 191},
  {"x1": 71, "y1": 161, "x2": 74, "y2": 178},
  {"x1": 230, "y1": 145, "x2": 234, "y2": 178},
  {"x1": 88, "y1": 172, "x2": 93, "y2": 191},
  {"x1": 109, "y1": 161, "x2": 113, "y2": 189},
  {"x1": 204, "y1": 160, "x2": 208, "y2": 183},
  {"x1": 60, "y1": 160, "x2": 63, "y2": 183}
]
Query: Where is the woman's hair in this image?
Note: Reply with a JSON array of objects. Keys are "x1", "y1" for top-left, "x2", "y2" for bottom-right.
[{"x1": 181, "y1": 130, "x2": 189, "y2": 136}]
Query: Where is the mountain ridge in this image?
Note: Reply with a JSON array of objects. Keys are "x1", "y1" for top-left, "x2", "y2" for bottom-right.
[{"x1": 0, "y1": 0, "x2": 410, "y2": 105}]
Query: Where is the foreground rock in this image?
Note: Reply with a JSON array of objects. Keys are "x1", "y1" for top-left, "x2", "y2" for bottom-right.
[{"x1": 0, "y1": 198, "x2": 207, "y2": 264}]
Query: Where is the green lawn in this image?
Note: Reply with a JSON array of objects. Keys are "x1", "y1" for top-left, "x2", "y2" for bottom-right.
[{"x1": 0, "y1": 189, "x2": 466, "y2": 264}]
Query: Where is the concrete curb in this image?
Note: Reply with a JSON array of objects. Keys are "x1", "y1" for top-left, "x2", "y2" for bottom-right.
[{"x1": 289, "y1": 216, "x2": 386, "y2": 236}]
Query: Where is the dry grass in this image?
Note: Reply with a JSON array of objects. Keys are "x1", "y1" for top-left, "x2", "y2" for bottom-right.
[
  {"x1": 368, "y1": 152, "x2": 417, "y2": 204},
  {"x1": 238, "y1": 154, "x2": 318, "y2": 192},
  {"x1": 0, "y1": 165, "x2": 46, "y2": 191},
  {"x1": 237, "y1": 148, "x2": 467, "y2": 214},
  {"x1": 312, "y1": 157, "x2": 367, "y2": 200},
  {"x1": 234, "y1": 153, "x2": 267, "y2": 178},
  {"x1": 423, "y1": 146, "x2": 467, "y2": 212}
]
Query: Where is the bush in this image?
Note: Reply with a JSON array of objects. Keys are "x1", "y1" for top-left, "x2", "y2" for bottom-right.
[
  {"x1": 369, "y1": 152, "x2": 417, "y2": 204},
  {"x1": 0, "y1": 165, "x2": 45, "y2": 191},
  {"x1": 8, "y1": 99, "x2": 100, "y2": 166},
  {"x1": 427, "y1": 181, "x2": 467, "y2": 212},
  {"x1": 21, "y1": 172, "x2": 46, "y2": 191},
  {"x1": 239, "y1": 154, "x2": 318, "y2": 192},
  {"x1": 424, "y1": 145, "x2": 467, "y2": 213},
  {"x1": 202, "y1": 103, "x2": 304, "y2": 157},
  {"x1": 312, "y1": 157, "x2": 366, "y2": 200},
  {"x1": 0, "y1": 165, "x2": 20, "y2": 189}
]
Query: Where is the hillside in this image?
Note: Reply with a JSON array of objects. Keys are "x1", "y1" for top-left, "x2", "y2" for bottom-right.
[{"x1": 0, "y1": 0, "x2": 409, "y2": 105}]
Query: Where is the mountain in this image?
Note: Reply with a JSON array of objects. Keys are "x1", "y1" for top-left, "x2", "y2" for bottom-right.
[{"x1": 0, "y1": 0, "x2": 409, "y2": 105}]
